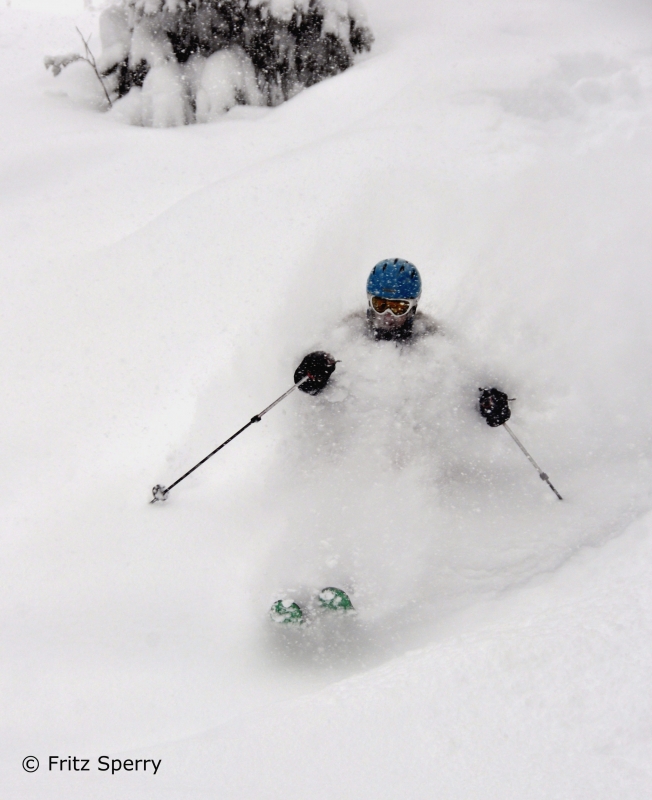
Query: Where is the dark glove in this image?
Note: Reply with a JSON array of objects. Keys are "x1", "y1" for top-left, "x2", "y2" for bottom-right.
[
  {"x1": 294, "y1": 352, "x2": 337, "y2": 395},
  {"x1": 478, "y1": 387, "x2": 511, "y2": 427}
]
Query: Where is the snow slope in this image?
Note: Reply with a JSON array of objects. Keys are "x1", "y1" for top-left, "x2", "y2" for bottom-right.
[
  {"x1": 1, "y1": 0, "x2": 652, "y2": 797},
  {"x1": 94, "y1": 510, "x2": 652, "y2": 799}
]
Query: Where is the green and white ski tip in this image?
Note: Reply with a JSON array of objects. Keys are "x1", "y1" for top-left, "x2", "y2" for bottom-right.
[
  {"x1": 318, "y1": 587, "x2": 354, "y2": 612},
  {"x1": 270, "y1": 599, "x2": 304, "y2": 625}
]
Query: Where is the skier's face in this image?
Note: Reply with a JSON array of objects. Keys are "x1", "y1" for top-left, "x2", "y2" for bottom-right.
[{"x1": 368, "y1": 295, "x2": 417, "y2": 331}]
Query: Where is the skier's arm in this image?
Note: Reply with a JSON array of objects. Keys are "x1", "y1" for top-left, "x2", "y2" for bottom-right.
[{"x1": 478, "y1": 387, "x2": 511, "y2": 427}]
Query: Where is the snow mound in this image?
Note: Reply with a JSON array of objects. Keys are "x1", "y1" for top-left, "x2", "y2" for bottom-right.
[{"x1": 87, "y1": 0, "x2": 373, "y2": 124}]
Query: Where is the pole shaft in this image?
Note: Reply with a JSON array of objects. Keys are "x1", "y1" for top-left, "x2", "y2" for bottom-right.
[
  {"x1": 503, "y1": 423, "x2": 544, "y2": 472},
  {"x1": 157, "y1": 378, "x2": 307, "y2": 498},
  {"x1": 256, "y1": 382, "x2": 301, "y2": 418},
  {"x1": 503, "y1": 423, "x2": 563, "y2": 500},
  {"x1": 165, "y1": 418, "x2": 258, "y2": 493}
]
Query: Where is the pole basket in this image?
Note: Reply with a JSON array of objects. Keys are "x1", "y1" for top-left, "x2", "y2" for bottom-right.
[{"x1": 150, "y1": 484, "x2": 169, "y2": 504}]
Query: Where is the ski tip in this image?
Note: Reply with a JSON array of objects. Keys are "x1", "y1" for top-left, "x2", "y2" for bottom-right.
[
  {"x1": 270, "y1": 599, "x2": 304, "y2": 625},
  {"x1": 318, "y1": 587, "x2": 354, "y2": 612}
]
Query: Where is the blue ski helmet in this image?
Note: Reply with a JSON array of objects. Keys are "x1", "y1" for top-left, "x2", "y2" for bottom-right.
[{"x1": 366, "y1": 259, "x2": 422, "y2": 300}]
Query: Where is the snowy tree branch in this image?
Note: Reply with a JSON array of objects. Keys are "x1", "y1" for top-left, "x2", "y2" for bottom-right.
[{"x1": 44, "y1": 28, "x2": 113, "y2": 109}]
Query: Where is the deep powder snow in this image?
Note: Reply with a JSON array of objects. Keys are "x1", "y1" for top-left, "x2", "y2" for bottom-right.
[{"x1": 2, "y1": 0, "x2": 652, "y2": 797}]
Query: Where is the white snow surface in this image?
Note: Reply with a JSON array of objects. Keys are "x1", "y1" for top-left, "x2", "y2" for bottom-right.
[{"x1": 2, "y1": 0, "x2": 652, "y2": 797}]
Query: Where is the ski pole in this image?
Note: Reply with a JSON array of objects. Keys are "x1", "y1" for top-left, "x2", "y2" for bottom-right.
[
  {"x1": 150, "y1": 376, "x2": 308, "y2": 503},
  {"x1": 502, "y1": 422, "x2": 563, "y2": 500}
]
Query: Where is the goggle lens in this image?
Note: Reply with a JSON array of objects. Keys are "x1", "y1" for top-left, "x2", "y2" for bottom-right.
[{"x1": 371, "y1": 296, "x2": 412, "y2": 316}]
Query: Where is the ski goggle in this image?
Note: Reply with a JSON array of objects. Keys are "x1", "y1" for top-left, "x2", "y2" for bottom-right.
[{"x1": 370, "y1": 296, "x2": 415, "y2": 316}]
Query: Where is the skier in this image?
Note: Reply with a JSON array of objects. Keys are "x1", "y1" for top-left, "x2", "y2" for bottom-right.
[{"x1": 270, "y1": 259, "x2": 512, "y2": 625}]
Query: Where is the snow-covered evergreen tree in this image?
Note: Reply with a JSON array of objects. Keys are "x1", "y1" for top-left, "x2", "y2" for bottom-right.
[{"x1": 95, "y1": 0, "x2": 373, "y2": 125}]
